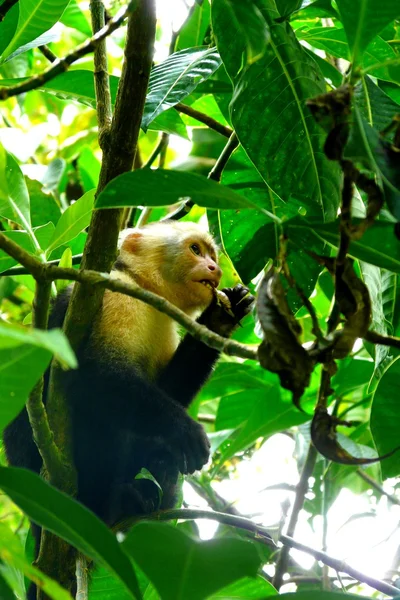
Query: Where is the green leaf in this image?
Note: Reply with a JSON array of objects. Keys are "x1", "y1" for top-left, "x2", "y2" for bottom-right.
[
  {"x1": 0, "y1": 571, "x2": 15, "y2": 600},
  {"x1": 210, "y1": 576, "x2": 277, "y2": 598},
  {"x1": 276, "y1": 0, "x2": 302, "y2": 17},
  {"x1": 355, "y1": 75, "x2": 400, "y2": 132},
  {"x1": 361, "y1": 262, "x2": 395, "y2": 372},
  {"x1": 122, "y1": 522, "x2": 261, "y2": 600},
  {"x1": 299, "y1": 27, "x2": 400, "y2": 83},
  {"x1": 371, "y1": 356, "x2": 400, "y2": 478},
  {"x1": 335, "y1": 0, "x2": 400, "y2": 65},
  {"x1": 0, "y1": 0, "x2": 18, "y2": 56},
  {"x1": 1, "y1": 0, "x2": 71, "y2": 62},
  {"x1": 280, "y1": 593, "x2": 374, "y2": 600},
  {"x1": 0, "y1": 522, "x2": 72, "y2": 600},
  {"x1": 46, "y1": 189, "x2": 95, "y2": 255},
  {"x1": 177, "y1": 0, "x2": 211, "y2": 51},
  {"x1": 28, "y1": 178, "x2": 62, "y2": 227},
  {"x1": 0, "y1": 467, "x2": 142, "y2": 600},
  {"x1": 0, "y1": 323, "x2": 76, "y2": 430},
  {"x1": 344, "y1": 107, "x2": 400, "y2": 219},
  {"x1": 0, "y1": 322, "x2": 76, "y2": 368},
  {"x1": 149, "y1": 108, "x2": 189, "y2": 139},
  {"x1": 56, "y1": 248, "x2": 73, "y2": 293},
  {"x1": 95, "y1": 170, "x2": 256, "y2": 210},
  {"x1": 217, "y1": 385, "x2": 309, "y2": 465},
  {"x1": 0, "y1": 344, "x2": 50, "y2": 431},
  {"x1": 4, "y1": 29, "x2": 59, "y2": 63},
  {"x1": 212, "y1": 0, "x2": 341, "y2": 221},
  {"x1": 60, "y1": 0, "x2": 92, "y2": 36},
  {"x1": 0, "y1": 145, "x2": 31, "y2": 229},
  {"x1": 142, "y1": 47, "x2": 221, "y2": 130}
]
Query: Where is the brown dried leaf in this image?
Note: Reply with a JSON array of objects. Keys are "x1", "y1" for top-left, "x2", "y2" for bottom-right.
[
  {"x1": 312, "y1": 406, "x2": 400, "y2": 464},
  {"x1": 256, "y1": 267, "x2": 314, "y2": 407}
]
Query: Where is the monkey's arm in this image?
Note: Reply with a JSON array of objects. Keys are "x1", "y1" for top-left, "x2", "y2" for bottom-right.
[{"x1": 157, "y1": 285, "x2": 254, "y2": 406}]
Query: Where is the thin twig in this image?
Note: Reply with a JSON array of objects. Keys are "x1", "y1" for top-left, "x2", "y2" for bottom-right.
[
  {"x1": 143, "y1": 132, "x2": 170, "y2": 169},
  {"x1": 175, "y1": 102, "x2": 233, "y2": 138},
  {"x1": 357, "y1": 469, "x2": 400, "y2": 506},
  {"x1": 38, "y1": 45, "x2": 58, "y2": 63},
  {"x1": 26, "y1": 280, "x2": 67, "y2": 487},
  {"x1": 0, "y1": 2, "x2": 135, "y2": 100},
  {"x1": 0, "y1": 254, "x2": 83, "y2": 277},
  {"x1": 0, "y1": 0, "x2": 17, "y2": 22},
  {"x1": 273, "y1": 444, "x2": 318, "y2": 589},
  {"x1": 364, "y1": 330, "x2": 400, "y2": 350},
  {"x1": 208, "y1": 132, "x2": 239, "y2": 183}
]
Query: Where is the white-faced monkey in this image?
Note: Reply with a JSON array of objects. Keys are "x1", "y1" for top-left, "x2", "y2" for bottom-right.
[{"x1": 4, "y1": 220, "x2": 253, "y2": 546}]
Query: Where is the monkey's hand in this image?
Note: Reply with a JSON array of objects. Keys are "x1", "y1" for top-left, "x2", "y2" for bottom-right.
[
  {"x1": 199, "y1": 283, "x2": 255, "y2": 337},
  {"x1": 166, "y1": 412, "x2": 210, "y2": 475}
]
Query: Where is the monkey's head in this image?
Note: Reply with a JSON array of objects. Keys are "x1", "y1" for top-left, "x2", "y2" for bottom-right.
[{"x1": 118, "y1": 221, "x2": 222, "y2": 314}]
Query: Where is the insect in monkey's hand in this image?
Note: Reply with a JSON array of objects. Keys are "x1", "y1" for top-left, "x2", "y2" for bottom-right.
[{"x1": 199, "y1": 283, "x2": 255, "y2": 337}]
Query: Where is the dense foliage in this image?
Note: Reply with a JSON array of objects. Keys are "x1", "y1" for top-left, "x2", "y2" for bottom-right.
[{"x1": 0, "y1": 0, "x2": 400, "y2": 598}]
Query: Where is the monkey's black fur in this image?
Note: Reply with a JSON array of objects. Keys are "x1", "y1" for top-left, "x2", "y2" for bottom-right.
[{"x1": 3, "y1": 284, "x2": 252, "y2": 522}]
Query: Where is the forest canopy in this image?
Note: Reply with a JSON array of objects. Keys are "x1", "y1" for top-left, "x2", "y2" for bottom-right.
[{"x1": 0, "y1": 0, "x2": 400, "y2": 599}]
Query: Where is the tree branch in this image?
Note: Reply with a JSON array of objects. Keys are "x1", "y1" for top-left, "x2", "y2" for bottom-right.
[
  {"x1": 26, "y1": 281, "x2": 66, "y2": 487},
  {"x1": 208, "y1": 132, "x2": 239, "y2": 183},
  {"x1": 175, "y1": 102, "x2": 233, "y2": 138},
  {"x1": 364, "y1": 330, "x2": 400, "y2": 350},
  {"x1": 0, "y1": 2, "x2": 135, "y2": 101},
  {"x1": 0, "y1": 232, "x2": 257, "y2": 361},
  {"x1": 90, "y1": 0, "x2": 113, "y2": 140},
  {"x1": 273, "y1": 443, "x2": 318, "y2": 589}
]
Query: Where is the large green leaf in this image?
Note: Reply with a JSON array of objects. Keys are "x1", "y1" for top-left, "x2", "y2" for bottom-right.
[
  {"x1": 371, "y1": 355, "x2": 400, "y2": 478},
  {"x1": 335, "y1": 0, "x2": 400, "y2": 65},
  {"x1": 212, "y1": 0, "x2": 341, "y2": 221},
  {"x1": 0, "y1": 467, "x2": 142, "y2": 599},
  {"x1": 360, "y1": 262, "x2": 394, "y2": 373},
  {"x1": 0, "y1": 523, "x2": 72, "y2": 600},
  {"x1": 95, "y1": 170, "x2": 257, "y2": 210},
  {"x1": 0, "y1": 322, "x2": 76, "y2": 367},
  {"x1": 1, "y1": 0, "x2": 71, "y2": 62},
  {"x1": 122, "y1": 522, "x2": 261, "y2": 600},
  {"x1": 176, "y1": 0, "x2": 211, "y2": 51},
  {"x1": 0, "y1": 344, "x2": 50, "y2": 432},
  {"x1": 355, "y1": 75, "x2": 400, "y2": 132},
  {"x1": 0, "y1": 145, "x2": 30, "y2": 230},
  {"x1": 344, "y1": 107, "x2": 400, "y2": 219},
  {"x1": 0, "y1": 0, "x2": 18, "y2": 56},
  {"x1": 211, "y1": 577, "x2": 277, "y2": 598},
  {"x1": 46, "y1": 189, "x2": 95, "y2": 256},
  {"x1": 60, "y1": 0, "x2": 92, "y2": 36},
  {"x1": 217, "y1": 385, "x2": 309, "y2": 466},
  {"x1": 0, "y1": 323, "x2": 76, "y2": 430},
  {"x1": 299, "y1": 27, "x2": 400, "y2": 83},
  {"x1": 142, "y1": 47, "x2": 221, "y2": 130}
]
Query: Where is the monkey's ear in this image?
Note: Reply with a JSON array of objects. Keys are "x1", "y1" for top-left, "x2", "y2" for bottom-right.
[{"x1": 121, "y1": 231, "x2": 143, "y2": 254}]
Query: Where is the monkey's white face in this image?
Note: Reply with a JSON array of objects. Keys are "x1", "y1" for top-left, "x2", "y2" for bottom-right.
[
  {"x1": 119, "y1": 222, "x2": 221, "y2": 314},
  {"x1": 164, "y1": 238, "x2": 222, "y2": 312}
]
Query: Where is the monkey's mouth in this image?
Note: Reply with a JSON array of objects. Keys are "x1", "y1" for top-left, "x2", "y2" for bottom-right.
[{"x1": 198, "y1": 280, "x2": 217, "y2": 291}]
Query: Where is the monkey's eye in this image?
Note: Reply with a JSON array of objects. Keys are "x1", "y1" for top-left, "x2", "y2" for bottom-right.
[{"x1": 190, "y1": 243, "x2": 202, "y2": 256}]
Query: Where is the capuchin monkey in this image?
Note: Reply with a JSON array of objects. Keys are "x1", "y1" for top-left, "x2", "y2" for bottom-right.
[{"x1": 3, "y1": 220, "x2": 253, "y2": 555}]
